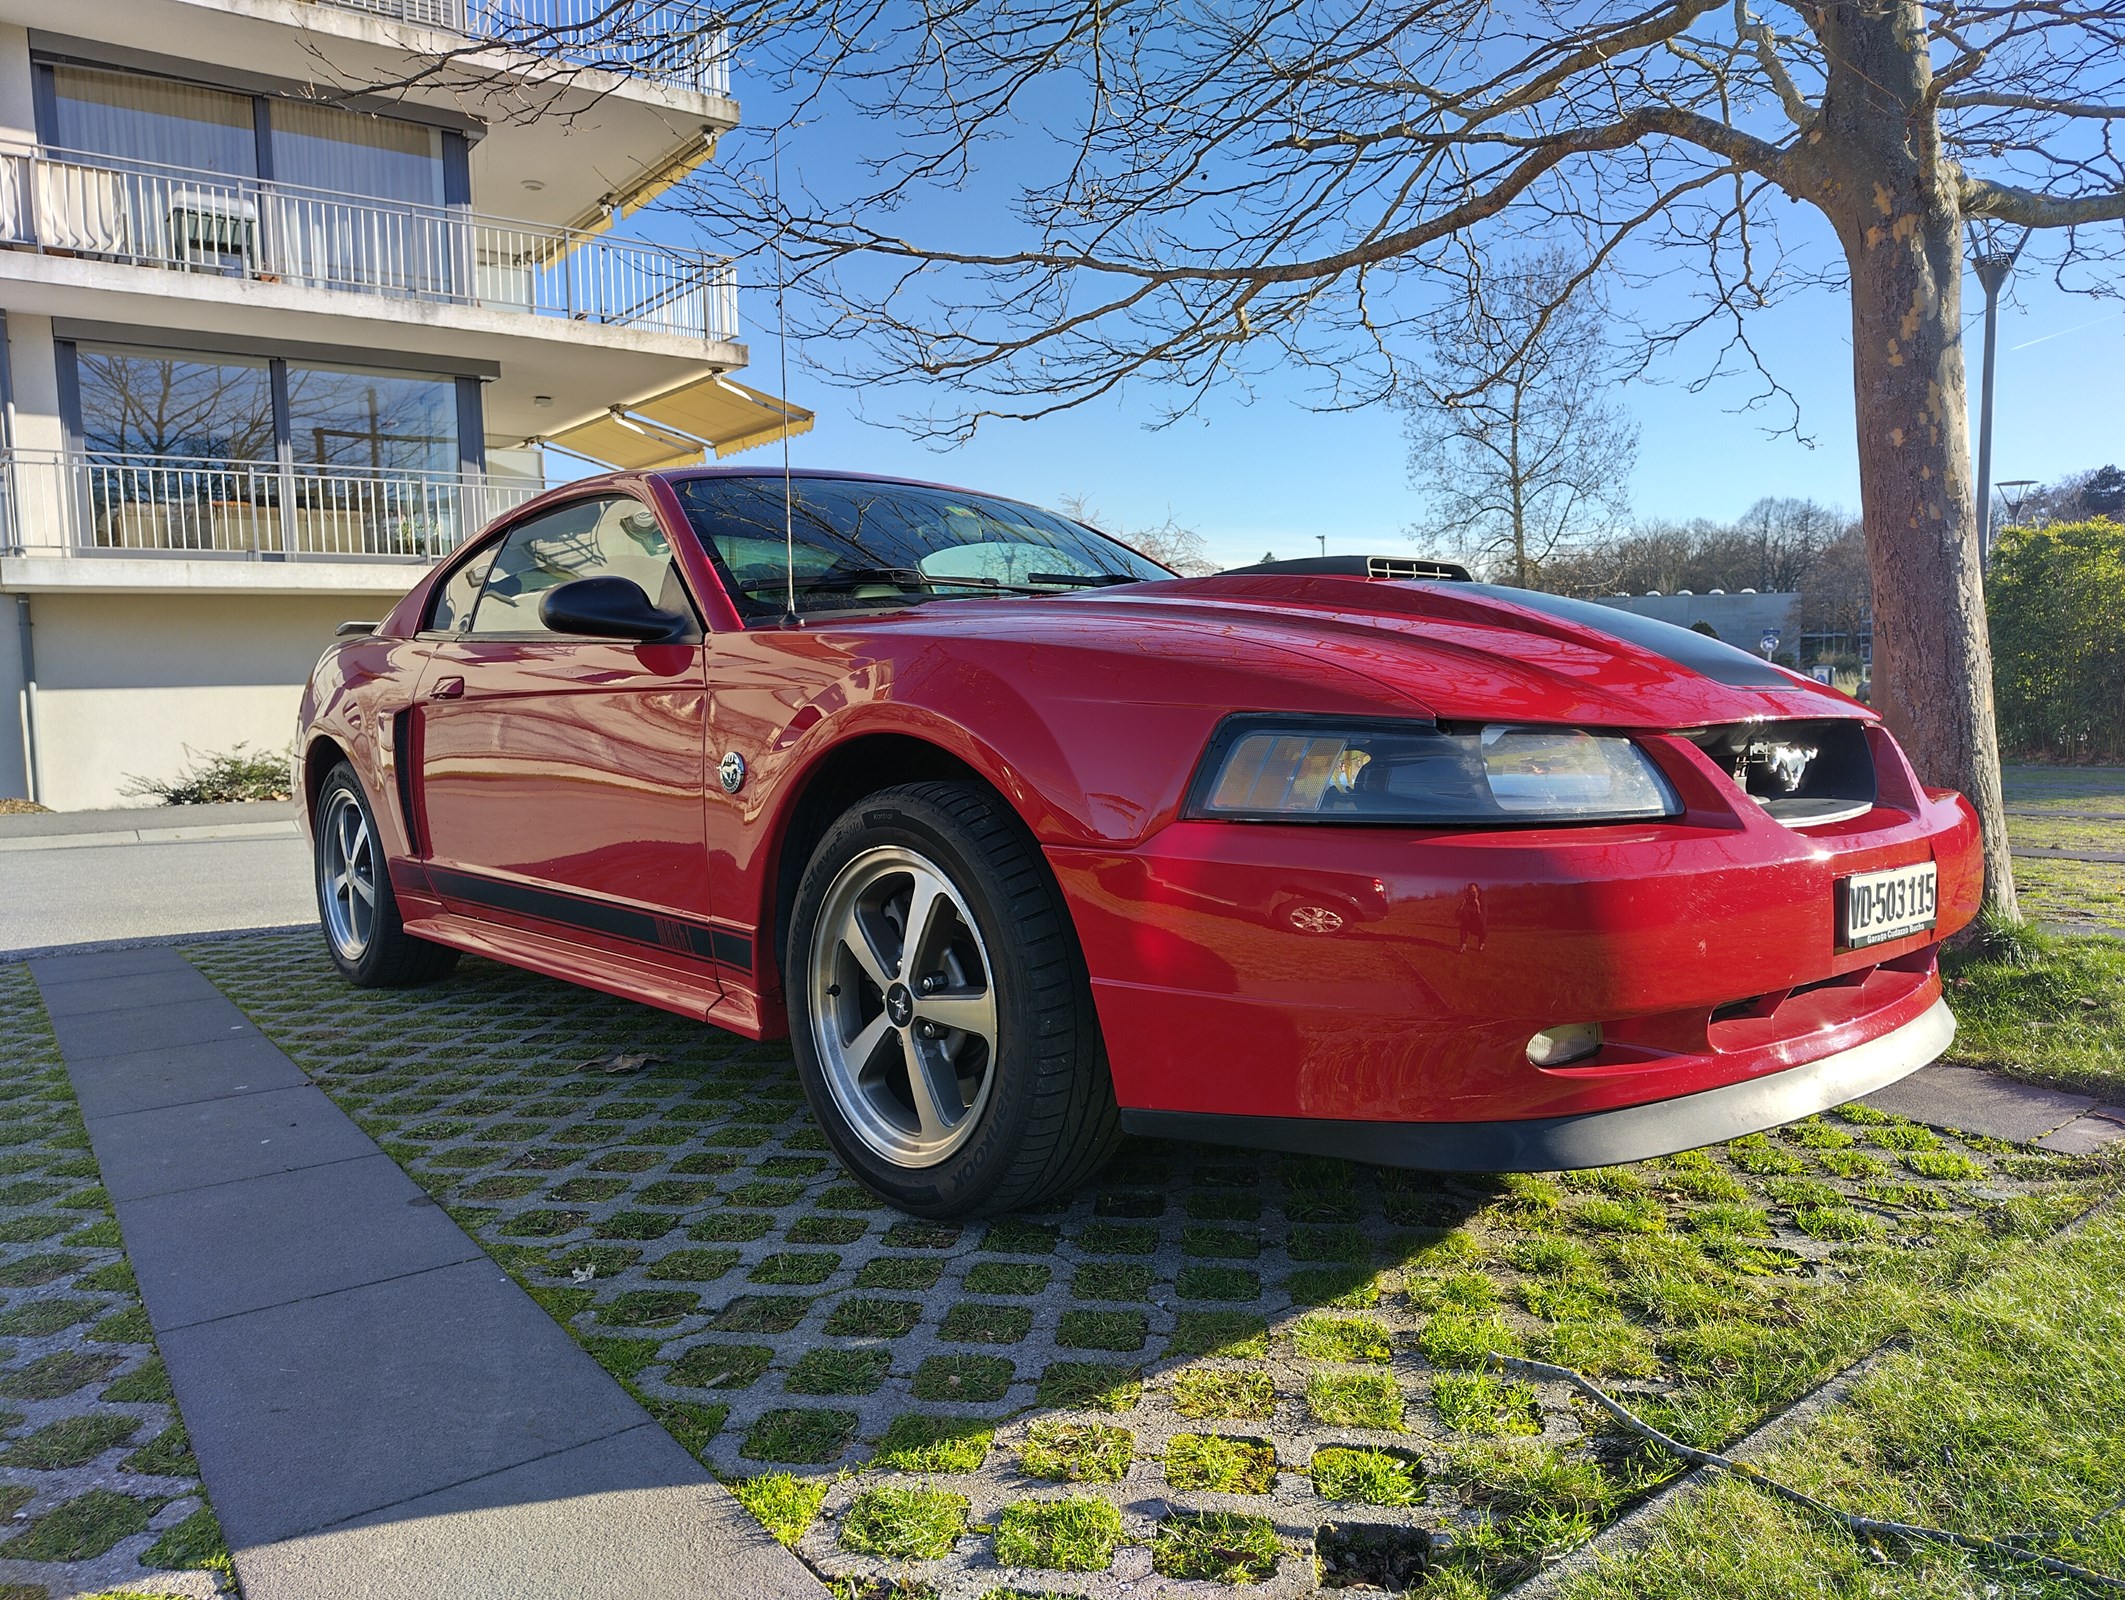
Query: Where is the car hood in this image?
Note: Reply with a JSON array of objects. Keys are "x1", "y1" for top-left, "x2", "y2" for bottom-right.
[{"x1": 861, "y1": 573, "x2": 1862, "y2": 730}]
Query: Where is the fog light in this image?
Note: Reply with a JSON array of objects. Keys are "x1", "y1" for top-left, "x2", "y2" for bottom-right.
[{"x1": 1527, "y1": 1023, "x2": 1602, "y2": 1067}]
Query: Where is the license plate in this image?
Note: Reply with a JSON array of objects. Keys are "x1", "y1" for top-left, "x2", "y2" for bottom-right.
[{"x1": 1839, "y1": 861, "x2": 1937, "y2": 949}]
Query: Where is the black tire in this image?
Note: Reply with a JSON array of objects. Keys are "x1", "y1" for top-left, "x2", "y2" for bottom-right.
[
  {"x1": 785, "y1": 781, "x2": 1119, "y2": 1218},
  {"x1": 313, "y1": 761, "x2": 459, "y2": 989}
]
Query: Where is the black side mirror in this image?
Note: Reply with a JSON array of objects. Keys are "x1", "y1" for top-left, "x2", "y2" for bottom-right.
[{"x1": 538, "y1": 576, "x2": 691, "y2": 642}]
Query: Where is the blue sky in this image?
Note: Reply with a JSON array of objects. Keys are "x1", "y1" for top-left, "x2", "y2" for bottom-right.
[{"x1": 644, "y1": 102, "x2": 2125, "y2": 572}]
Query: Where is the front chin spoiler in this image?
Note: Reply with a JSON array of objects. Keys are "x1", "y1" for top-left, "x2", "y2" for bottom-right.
[{"x1": 1119, "y1": 996, "x2": 1957, "y2": 1172}]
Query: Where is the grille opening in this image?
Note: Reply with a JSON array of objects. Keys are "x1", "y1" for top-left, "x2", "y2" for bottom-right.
[{"x1": 1689, "y1": 719, "x2": 1876, "y2": 827}]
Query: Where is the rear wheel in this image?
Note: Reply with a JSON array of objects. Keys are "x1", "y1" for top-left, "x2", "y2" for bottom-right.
[
  {"x1": 786, "y1": 781, "x2": 1118, "y2": 1217},
  {"x1": 314, "y1": 762, "x2": 458, "y2": 988}
]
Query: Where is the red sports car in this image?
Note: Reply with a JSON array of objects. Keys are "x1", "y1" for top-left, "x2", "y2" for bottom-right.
[{"x1": 299, "y1": 468, "x2": 1979, "y2": 1217}]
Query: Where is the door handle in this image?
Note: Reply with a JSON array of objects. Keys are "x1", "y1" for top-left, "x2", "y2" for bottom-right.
[{"x1": 429, "y1": 676, "x2": 464, "y2": 701}]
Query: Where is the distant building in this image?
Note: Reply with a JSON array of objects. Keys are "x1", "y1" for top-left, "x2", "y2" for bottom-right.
[
  {"x1": 0, "y1": 0, "x2": 809, "y2": 807},
  {"x1": 1590, "y1": 591, "x2": 1800, "y2": 656}
]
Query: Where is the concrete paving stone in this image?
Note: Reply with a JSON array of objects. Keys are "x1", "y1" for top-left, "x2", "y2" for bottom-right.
[
  {"x1": 161, "y1": 1258, "x2": 676, "y2": 1548},
  {"x1": 121, "y1": 1152, "x2": 486, "y2": 1330},
  {"x1": 236, "y1": 1425, "x2": 822, "y2": 1600},
  {"x1": 2036, "y1": 1108, "x2": 2125, "y2": 1156},
  {"x1": 1861, "y1": 1062, "x2": 2096, "y2": 1143},
  {"x1": 27, "y1": 944, "x2": 191, "y2": 983},
  {"x1": 91, "y1": 1082, "x2": 380, "y2": 1203},
  {"x1": 60, "y1": 1032, "x2": 311, "y2": 1119},
  {"x1": 34, "y1": 962, "x2": 235, "y2": 1018},
  {"x1": 44, "y1": 991, "x2": 257, "y2": 1061}
]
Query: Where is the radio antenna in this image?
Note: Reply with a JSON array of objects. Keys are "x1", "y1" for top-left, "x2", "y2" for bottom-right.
[{"x1": 772, "y1": 132, "x2": 797, "y2": 626}]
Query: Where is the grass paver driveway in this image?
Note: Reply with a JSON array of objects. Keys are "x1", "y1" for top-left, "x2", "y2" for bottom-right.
[
  {"x1": 189, "y1": 932, "x2": 2115, "y2": 1597},
  {"x1": 0, "y1": 964, "x2": 233, "y2": 1600}
]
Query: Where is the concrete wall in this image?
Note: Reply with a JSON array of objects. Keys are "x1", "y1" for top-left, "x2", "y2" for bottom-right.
[
  {"x1": 1588, "y1": 591, "x2": 1799, "y2": 652},
  {"x1": 9, "y1": 591, "x2": 355, "y2": 809}
]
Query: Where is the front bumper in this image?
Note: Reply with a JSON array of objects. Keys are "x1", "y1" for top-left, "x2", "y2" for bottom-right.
[
  {"x1": 1050, "y1": 729, "x2": 1982, "y2": 1128},
  {"x1": 1120, "y1": 995, "x2": 1954, "y2": 1171}
]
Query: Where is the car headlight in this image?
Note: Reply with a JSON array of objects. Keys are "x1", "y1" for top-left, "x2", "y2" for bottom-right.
[{"x1": 1185, "y1": 718, "x2": 1680, "y2": 824}]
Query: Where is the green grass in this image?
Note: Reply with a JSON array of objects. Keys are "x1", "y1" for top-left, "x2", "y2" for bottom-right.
[
  {"x1": 1311, "y1": 1445, "x2": 1426, "y2": 1506},
  {"x1": 874, "y1": 1413, "x2": 993, "y2": 1473},
  {"x1": 965, "y1": 1261, "x2": 1052, "y2": 1296},
  {"x1": 740, "y1": 1408, "x2": 855, "y2": 1464},
  {"x1": 1035, "y1": 1362, "x2": 1141, "y2": 1413},
  {"x1": 1164, "y1": 1432, "x2": 1277, "y2": 1493},
  {"x1": 942, "y1": 1302, "x2": 1036, "y2": 1343},
  {"x1": 854, "y1": 1256, "x2": 945, "y2": 1291},
  {"x1": 1152, "y1": 1510, "x2": 1281, "y2": 1584},
  {"x1": 1070, "y1": 1263, "x2": 1153, "y2": 1301},
  {"x1": 838, "y1": 1485, "x2": 967, "y2": 1560},
  {"x1": 1019, "y1": 1419, "x2": 1133, "y2": 1482},
  {"x1": 1942, "y1": 928, "x2": 2125, "y2": 1097},
  {"x1": 732, "y1": 1473, "x2": 830, "y2": 1546},
  {"x1": 1433, "y1": 1372, "x2": 1542, "y2": 1437},
  {"x1": 0, "y1": 1490, "x2": 153, "y2": 1561},
  {"x1": 1306, "y1": 1369, "x2": 1404, "y2": 1430},
  {"x1": 667, "y1": 1343, "x2": 773, "y2": 1389},
  {"x1": 1167, "y1": 1311, "x2": 1268, "y2": 1359},
  {"x1": 993, "y1": 1496, "x2": 1124, "y2": 1572},
  {"x1": 1172, "y1": 1367, "x2": 1275, "y2": 1421},
  {"x1": 911, "y1": 1355, "x2": 1014, "y2": 1402},
  {"x1": 1554, "y1": 1198, "x2": 2125, "y2": 1600},
  {"x1": 785, "y1": 1347, "x2": 890, "y2": 1395},
  {"x1": 822, "y1": 1296, "x2": 923, "y2": 1338},
  {"x1": 1289, "y1": 1313, "x2": 1393, "y2": 1364},
  {"x1": 1055, "y1": 1310, "x2": 1146, "y2": 1351},
  {"x1": 0, "y1": 1413, "x2": 141, "y2": 1468}
]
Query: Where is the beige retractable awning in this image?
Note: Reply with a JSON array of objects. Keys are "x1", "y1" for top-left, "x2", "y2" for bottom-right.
[{"x1": 546, "y1": 376, "x2": 813, "y2": 470}]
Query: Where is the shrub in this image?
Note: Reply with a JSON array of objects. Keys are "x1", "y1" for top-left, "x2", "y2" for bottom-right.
[
  {"x1": 1990, "y1": 517, "x2": 2125, "y2": 760},
  {"x1": 123, "y1": 743, "x2": 292, "y2": 805}
]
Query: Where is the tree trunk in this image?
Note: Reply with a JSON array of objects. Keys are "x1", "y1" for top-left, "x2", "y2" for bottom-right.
[{"x1": 1811, "y1": 0, "x2": 2019, "y2": 921}]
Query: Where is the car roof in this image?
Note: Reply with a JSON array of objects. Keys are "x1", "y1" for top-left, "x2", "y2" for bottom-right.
[{"x1": 654, "y1": 464, "x2": 1015, "y2": 504}]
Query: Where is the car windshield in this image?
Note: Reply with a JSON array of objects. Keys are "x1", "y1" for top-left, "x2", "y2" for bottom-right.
[{"x1": 671, "y1": 474, "x2": 1170, "y2": 618}]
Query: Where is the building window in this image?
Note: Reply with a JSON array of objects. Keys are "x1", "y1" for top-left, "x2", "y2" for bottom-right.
[
  {"x1": 48, "y1": 65, "x2": 255, "y2": 178},
  {"x1": 73, "y1": 348, "x2": 274, "y2": 460},
  {"x1": 287, "y1": 366, "x2": 458, "y2": 475},
  {"x1": 64, "y1": 342, "x2": 479, "y2": 475},
  {"x1": 40, "y1": 61, "x2": 456, "y2": 205}
]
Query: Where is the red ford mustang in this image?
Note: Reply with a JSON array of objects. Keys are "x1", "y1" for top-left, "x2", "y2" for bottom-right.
[{"x1": 299, "y1": 468, "x2": 1979, "y2": 1217}]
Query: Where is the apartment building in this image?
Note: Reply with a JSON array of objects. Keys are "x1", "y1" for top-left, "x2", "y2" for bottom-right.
[{"x1": 0, "y1": 0, "x2": 808, "y2": 808}]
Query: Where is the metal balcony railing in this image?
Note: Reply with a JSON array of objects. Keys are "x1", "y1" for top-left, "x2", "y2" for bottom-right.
[
  {"x1": 0, "y1": 145, "x2": 738, "y2": 344},
  {"x1": 320, "y1": 0, "x2": 732, "y2": 97},
  {"x1": 0, "y1": 450, "x2": 543, "y2": 562}
]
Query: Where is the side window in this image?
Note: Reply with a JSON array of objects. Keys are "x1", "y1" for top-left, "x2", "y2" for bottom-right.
[
  {"x1": 463, "y1": 497, "x2": 695, "y2": 637},
  {"x1": 428, "y1": 545, "x2": 493, "y2": 633}
]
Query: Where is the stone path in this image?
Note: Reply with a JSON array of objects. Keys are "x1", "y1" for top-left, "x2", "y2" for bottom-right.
[
  {"x1": 28, "y1": 944, "x2": 820, "y2": 1600},
  {"x1": 1862, "y1": 1062, "x2": 2125, "y2": 1156}
]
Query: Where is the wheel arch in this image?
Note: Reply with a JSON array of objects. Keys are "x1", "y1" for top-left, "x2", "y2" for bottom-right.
[
  {"x1": 301, "y1": 735, "x2": 351, "y2": 823},
  {"x1": 761, "y1": 731, "x2": 1002, "y2": 1001}
]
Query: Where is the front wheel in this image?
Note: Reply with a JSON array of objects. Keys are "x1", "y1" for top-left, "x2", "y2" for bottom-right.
[
  {"x1": 786, "y1": 781, "x2": 1118, "y2": 1218},
  {"x1": 314, "y1": 762, "x2": 459, "y2": 988}
]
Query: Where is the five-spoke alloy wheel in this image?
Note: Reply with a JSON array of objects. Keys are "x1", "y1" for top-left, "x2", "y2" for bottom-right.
[
  {"x1": 311, "y1": 762, "x2": 459, "y2": 988},
  {"x1": 787, "y1": 781, "x2": 1119, "y2": 1217}
]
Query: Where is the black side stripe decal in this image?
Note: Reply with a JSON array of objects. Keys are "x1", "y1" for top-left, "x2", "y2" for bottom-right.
[{"x1": 426, "y1": 866, "x2": 754, "y2": 971}]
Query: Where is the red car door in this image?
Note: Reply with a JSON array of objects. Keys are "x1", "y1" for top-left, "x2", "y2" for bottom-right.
[{"x1": 413, "y1": 492, "x2": 721, "y2": 968}]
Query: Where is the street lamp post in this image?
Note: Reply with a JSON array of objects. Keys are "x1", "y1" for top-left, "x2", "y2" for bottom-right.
[
  {"x1": 1996, "y1": 478, "x2": 2039, "y2": 533},
  {"x1": 1968, "y1": 224, "x2": 2026, "y2": 573}
]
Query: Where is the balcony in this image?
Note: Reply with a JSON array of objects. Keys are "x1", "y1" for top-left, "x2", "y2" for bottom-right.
[
  {"x1": 0, "y1": 146, "x2": 738, "y2": 345},
  {"x1": 1, "y1": 449, "x2": 542, "y2": 566},
  {"x1": 323, "y1": 0, "x2": 732, "y2": 96}
]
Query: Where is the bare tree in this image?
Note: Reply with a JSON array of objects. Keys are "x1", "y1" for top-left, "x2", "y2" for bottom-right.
[
  {"x1": 661, "y1": 0, "x2": 2125, "y2": 917},
  {"x1": 1405, "y1": 256, "x2": 1636, "y2": 586},
  {"x1": 1056, "y1": 493, "x2": 1216, "y2": 575}
]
